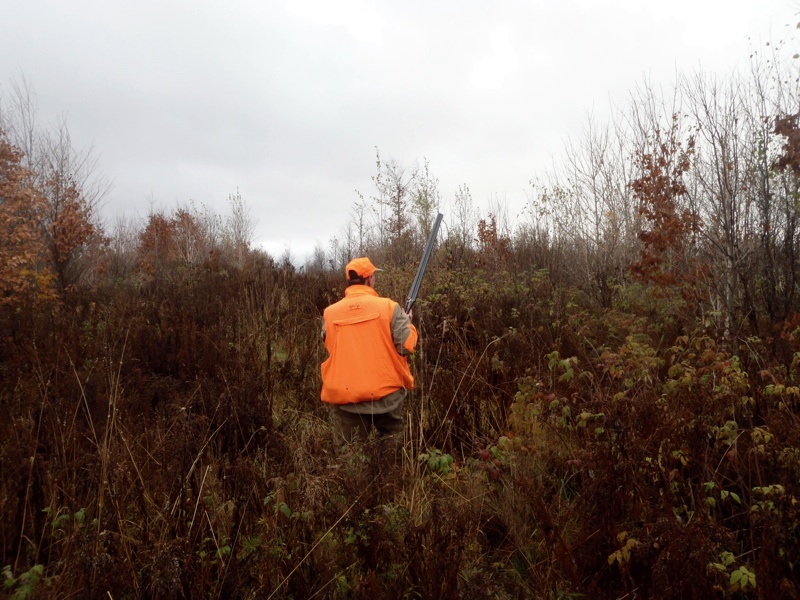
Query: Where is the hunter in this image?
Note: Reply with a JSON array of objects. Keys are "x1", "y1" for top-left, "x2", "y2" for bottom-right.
[{"x1": 320, "y1": 257, "x2": 417, "y2": 445}]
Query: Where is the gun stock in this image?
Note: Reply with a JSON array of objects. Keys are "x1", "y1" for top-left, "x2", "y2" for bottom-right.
[{"x1": 406, "y1": 212, "x2": 443, "y2": 313}]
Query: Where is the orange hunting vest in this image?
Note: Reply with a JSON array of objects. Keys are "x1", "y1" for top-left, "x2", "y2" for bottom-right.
[{"x1": 321, "y1": 286, "x2": 416, "y2": 405}]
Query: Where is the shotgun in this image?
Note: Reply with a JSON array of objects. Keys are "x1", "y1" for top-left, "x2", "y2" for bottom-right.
[{"x1": 405, "y1": 212, "x2": 443, "y2": 314}]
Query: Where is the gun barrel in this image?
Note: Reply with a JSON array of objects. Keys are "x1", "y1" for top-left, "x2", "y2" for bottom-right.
[{"x1": 406, "y1": 212, "x2": 443, "y2": 313}]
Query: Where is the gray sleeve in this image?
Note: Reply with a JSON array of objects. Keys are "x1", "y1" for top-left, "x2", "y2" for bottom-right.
[{"x1": 391, "y1": 303, "x2": 414, "y2": 356}]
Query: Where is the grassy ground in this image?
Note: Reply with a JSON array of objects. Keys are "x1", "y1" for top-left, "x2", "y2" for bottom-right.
[{"x1": 1, "y1": 262, "x2": 798, "y2": 599}]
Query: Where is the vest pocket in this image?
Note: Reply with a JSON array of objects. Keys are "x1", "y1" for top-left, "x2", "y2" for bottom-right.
[{"x1": 332, "y1": 311, "x2": 380, "y2": 327}]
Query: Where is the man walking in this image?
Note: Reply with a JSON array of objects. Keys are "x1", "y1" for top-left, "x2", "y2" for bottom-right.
[{"x1": 321, "y1": 257, "x2": 417, "y2": 445}]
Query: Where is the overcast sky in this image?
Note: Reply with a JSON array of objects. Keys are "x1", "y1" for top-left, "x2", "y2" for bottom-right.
[{"x1": 1, "y1": 1, "x2": 798, "y2": 260}]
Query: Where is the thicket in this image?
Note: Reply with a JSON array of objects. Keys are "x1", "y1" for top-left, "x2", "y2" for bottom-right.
[{"x1": 2, "y1": 39, "x2": 800, "y2": 600}]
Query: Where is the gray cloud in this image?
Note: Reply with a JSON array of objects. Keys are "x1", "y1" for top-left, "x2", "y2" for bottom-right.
[{"x1": 2, "y1": 0, "x2": 796, "y2": 260}]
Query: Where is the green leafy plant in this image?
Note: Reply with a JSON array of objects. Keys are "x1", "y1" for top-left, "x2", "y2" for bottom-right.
[
  {"x1": 419, "y1": 448, "x2": 454, "y2": 475},
  {"x1": 3, "y1": 564, "x2": 45, "y2": 599}
]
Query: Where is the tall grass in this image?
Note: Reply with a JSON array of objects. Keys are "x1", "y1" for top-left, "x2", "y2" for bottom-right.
[{"x1": 1, "y1": 257, "x2": 798, "y2": 598}]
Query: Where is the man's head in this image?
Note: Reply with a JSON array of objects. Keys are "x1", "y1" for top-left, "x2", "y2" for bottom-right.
[{"x1": 345, "y1": 257, "x2": 382, "y2": 286}]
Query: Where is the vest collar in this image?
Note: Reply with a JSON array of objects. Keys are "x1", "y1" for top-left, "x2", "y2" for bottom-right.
[{"x1": 344, "y1": 284, "x2": 378, "y2": 298}]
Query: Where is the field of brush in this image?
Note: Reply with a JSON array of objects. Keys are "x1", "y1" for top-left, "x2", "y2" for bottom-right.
[
  {"x1": 2, "y1": 254, "x2": 799, "y2": 599},
  {"x1": 4, "y1": 44, "x2": 800, "y2": 596}
]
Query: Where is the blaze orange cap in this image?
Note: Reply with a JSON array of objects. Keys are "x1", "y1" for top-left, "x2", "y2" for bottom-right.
[{"x1": 345, "y1": 257, "x2": 382, "y2": 280}]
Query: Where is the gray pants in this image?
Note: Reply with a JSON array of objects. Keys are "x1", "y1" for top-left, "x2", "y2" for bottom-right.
[{"x1": 331, "y1": 402, "x2": 404, "y2": 444}]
